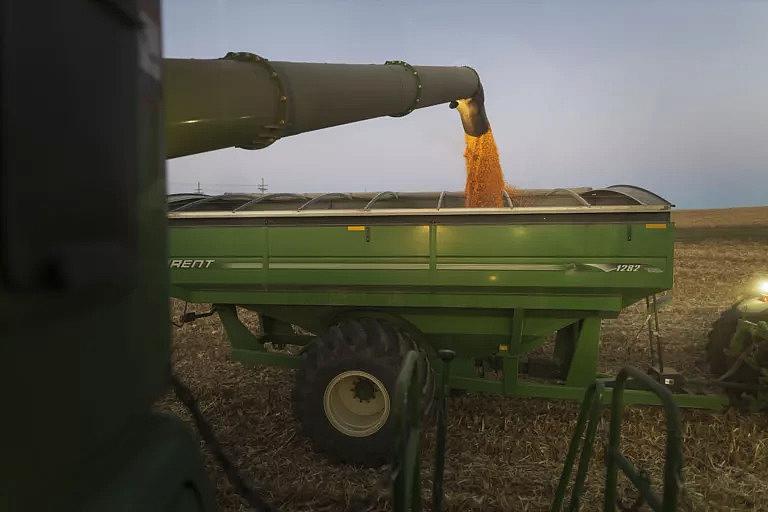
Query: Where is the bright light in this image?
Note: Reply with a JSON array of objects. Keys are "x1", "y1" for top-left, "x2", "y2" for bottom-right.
[{"x1": 757, "y1": 280, "x2": 768, "y2": 295}]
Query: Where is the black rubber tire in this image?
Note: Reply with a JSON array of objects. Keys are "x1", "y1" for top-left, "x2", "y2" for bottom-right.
[
  {"x1": 706, "y1": 305, "x2": 761, "y2": 390},
  {"x1": 706, "y1": 306, "x2": 741, "y2": 376},
  {"x1": 294, "y1": 318, "x2": 422, "y2": 466}
]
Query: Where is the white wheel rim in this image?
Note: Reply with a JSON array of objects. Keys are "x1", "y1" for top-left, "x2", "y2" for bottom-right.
[{"x1": 323, "y1": 370, "x2": 390, "y2": 437}]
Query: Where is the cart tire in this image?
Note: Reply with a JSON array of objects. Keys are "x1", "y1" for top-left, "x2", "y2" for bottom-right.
[{"x1": 294, "y1": 318, "x2": 430, "y2": 465}]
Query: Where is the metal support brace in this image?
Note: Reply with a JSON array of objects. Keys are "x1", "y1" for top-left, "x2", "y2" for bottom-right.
[
  {"x1": 550, "y1": 381, "x2": 606, "y2": 512},
  {"x1": 604, "y1": 368, "x2": 683, "y2": 512},
  {"x1": 215, "y1": 304, "x2": 301, "y2": 368},
  {"x1": 502, "y1": 310, "x2": 525, "y2": 394},
  {"x1": 432, "y1": 350, "x2": 455, "y2": 512},
  {"x1": 551, "y1": 367, "x2": 683, "y2": 512},
  {"x1": 565, "y1": 317, "x2": 602, "y2": 387}
]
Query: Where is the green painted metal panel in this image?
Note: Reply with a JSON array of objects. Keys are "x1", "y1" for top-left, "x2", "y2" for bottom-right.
[
  {"x1": 170, "y1": 287, "x2": 625, "y2": 312},
  {"x1": 170, "y1": 226, "x2": 267, "y2": 256},
  {"x1": 168, "y1": 220, "x2": 673, "y2": 311},
  {"x1": 565, "y1": 318, "x2": 602, "y2": 387},
  {"x1": 268, "y1": 225, "x2": 430, "y2": 257},
  {"x1": 400, "y1": 310, "x2": 514, "y2": 335},
  {"x1": 436, "y1": 223, "x2": 671, "y2": 257}
]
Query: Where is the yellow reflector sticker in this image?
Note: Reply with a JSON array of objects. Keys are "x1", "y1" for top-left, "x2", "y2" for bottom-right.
[
  {"x1": 347, "y1": 226, "x2": 366, "y2": 231},
  {"x1": 498, "y1": 344, "x2": 509, "y2": 352},
  {"x1": 645, "y1": 223, "x2": 668, "y2": 229}
]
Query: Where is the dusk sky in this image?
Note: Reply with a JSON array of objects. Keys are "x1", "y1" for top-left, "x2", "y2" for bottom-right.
[{"x1": 164, "y1": 1, "x2": 767, "y2": 208}]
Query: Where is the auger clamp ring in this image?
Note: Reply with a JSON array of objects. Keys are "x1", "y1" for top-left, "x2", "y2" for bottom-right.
[
  {"x1": 385, "y1": 60, "x2": 423, "y2": 117},
  {"x1": 222, "y1": 52, "x2": 289, "y2": 149}
]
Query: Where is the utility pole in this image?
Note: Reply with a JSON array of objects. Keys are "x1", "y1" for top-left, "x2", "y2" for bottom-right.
[
  {"x1": 257, "y1": 177, "x2": 268, "y2": 194},
  {"x1": 195, "y1": 181, "x2": 203, "y2": 194}
]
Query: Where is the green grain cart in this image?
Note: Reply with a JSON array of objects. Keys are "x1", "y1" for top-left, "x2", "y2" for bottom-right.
[{"x1": 167, "y1": 186, "x2": 726, "y2": 464}]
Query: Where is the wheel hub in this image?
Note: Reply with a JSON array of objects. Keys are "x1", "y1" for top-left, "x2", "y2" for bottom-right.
[
  {"x1": 352, "y1": 377, "x2": 377, "y2": 402},
  {"x1": 323, "y1": 370, "x2": 390, "y2": 437}
]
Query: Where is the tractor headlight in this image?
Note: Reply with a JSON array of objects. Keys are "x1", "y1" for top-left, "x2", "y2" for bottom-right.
[{"x1": 757, "y1": 279, "x2": 768, "y2": 297}]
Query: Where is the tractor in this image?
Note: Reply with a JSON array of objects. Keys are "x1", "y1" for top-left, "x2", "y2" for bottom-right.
[{"x1": 707, "y1": 275, "x2": 768, "y2": 409}]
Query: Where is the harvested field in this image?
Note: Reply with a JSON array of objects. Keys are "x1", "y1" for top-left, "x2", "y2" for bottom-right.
[
  {"x1": 673, "y1": 206, "x2": 768, "y2": 241},
  {"x1": 673, "y1": 207, "x2": 767, "y2": 228},
  {"x1": 157, "y1": 207, "x2": 768, "y2": 511}
]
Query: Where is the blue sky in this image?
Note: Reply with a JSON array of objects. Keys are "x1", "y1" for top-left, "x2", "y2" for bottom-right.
[{"x1": 164, "y1": 1, "x2": 767, "y2": 208}]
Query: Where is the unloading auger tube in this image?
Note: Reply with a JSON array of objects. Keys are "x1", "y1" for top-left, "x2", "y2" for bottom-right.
[{"x1": 164, "y1": 53, "x2": 490, "y2": 158}]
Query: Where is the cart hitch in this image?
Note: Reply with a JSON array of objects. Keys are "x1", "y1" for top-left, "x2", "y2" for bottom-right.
[{"x1": 179, "y1": 308, "x2": 217, "y2": 325}]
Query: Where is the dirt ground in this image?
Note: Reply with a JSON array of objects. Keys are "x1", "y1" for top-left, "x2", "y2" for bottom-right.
[{"x1": 157, "y1": 207, "x2": 768, "y2": 511}]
